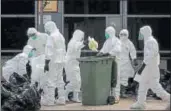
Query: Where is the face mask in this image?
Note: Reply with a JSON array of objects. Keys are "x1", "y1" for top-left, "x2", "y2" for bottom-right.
[
  {"x1": 138, "y1": 32, "x2": 144, "y2": 40},
  {"x1": 105, "y1": 33, "x2": 110, "y2": 39},
  {"x1": 31, "y1": 36, "x2": 37, "y2": 40},
  {"x1": 28, "y1": 50, "x2": 35, "y2": 58}
]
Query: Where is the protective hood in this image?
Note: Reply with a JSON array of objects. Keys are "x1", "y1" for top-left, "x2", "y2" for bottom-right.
[
  {"x1": 22, "y1": 45, "x2": 34, "y2": 56},
  {"x1": 72, "y1": 30, "x2": 84, "y2": 41},
  {"x1": 44, "y1": 21, "x2": 59, "y2": 34},
  {"x1": 27, "y1": 28, "x2": 38, "y2": 37},
  {"x1": 105, "y1": 26, "x2": 116, "y2": 38},
  {"x1": 140, "y1": 25, "x2": 152, "y2": 41},
  {"x1": 119, "y1": 29, "x2": 129, "y2": 41}
]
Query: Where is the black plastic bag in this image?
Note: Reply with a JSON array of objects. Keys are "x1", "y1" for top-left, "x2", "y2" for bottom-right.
[
  {"x1": 1, "y1": 73, "x2": 41, "y2": 111},
  {"x1": 9, "y1": 72, "x2": 30, "y2": 87}
]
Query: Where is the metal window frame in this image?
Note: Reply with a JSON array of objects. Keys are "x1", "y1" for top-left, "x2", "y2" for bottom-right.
[
  {"x1": 1, "y1": 1, "x2": 37, "y2": 53},
  {"x1": 62, "y1": 0, "x2": 64, "y2": 34},
  {"x1": 35, "y1": 1, "x2": 38, "y2": 29},
  {"x1": 1, "y1": 15, "x2": 35, "y2": 18},
  {"x1": 2, "y1": 0, "x2": 171, "y2": 53},
  {"x1": 121, "y1": 0, "x2": 127, "y2": 29},
  {"x1": 127, "y1": 15, "x2": 171, "y2": 18},
  {"x1": 63, "y1": 14, "x2": 121, "y2": 18},
  {"x1": 123, "y1": 0, "x2": 171, "y2": 52},
  {"x1": 2, "y1": 50, "x2": 170, "y2": 54},
  {"x1": 126, "y1": 15, "x2": 171, "y2": 52}
]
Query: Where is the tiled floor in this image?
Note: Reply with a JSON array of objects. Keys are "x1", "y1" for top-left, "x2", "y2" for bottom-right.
[{"x1": 41, "y1": 98, "x2": 168, "y2": 110}]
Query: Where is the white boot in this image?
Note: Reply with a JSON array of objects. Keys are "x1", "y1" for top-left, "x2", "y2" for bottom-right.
[
  {"x1": 65, "y1": 91, "x2": 70, "y2": 102},
  {"x1": 130, "y1": 102, "x2": 146, "y2": 110},
  {"x1": 71, "y1": 92, "x2": 81, "y2": 103},
  {"x1": 55, "y1": 97, "x2": 66, "y2": 105},
  {"x1": 55, "y1": 88, "x2": 66, "y2": 105}
]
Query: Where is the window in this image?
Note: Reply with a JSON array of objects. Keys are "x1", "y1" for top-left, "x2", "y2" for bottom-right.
[
  {"x1": 88, "y1": 0, "x2": 119, "y2": 14},
  {"x1": 1, "y1": 0, "x2": 35, "y2": 14},
  {"x1": 128, "y1": 0, "x2": 171, "y2": 14},
  {"x1": 64, "y1": 0, "x2": 85, "y2": 14},
  {"x1": 64, "y1": 0, "x2": 119, "y2": 14},
  {"x1": 128, "y1": 18, "x2": 171, "y2": 50},
  {"x1": 64, "y1": 17, "x2": 106, "y2": 49},
  {"x1": 2, "y1": 18, "x2": 35, "y2": 50}
]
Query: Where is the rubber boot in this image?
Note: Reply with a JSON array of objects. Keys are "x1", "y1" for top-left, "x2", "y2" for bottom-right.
[
  {"x1": 65, "y1": 91, "x2": 69, "y2": 102},
  {"x1": 71, "y1": 92, "x2": 81, "y2": 103},
  {"x1": 55, "y1": 97, "x2": 66, "y2": 105},
  {"x1": 111, "y1": 88, "x2": 120, "y2": 104},
  {"x1": 54, "y1": 89, "x2": 66, "y2": 105},
  {"x1": 130, "y1": 102, "x2": 146, "y2": 110},
  {"x1": 114, "y1": 96, "x2": 120, "y2": 104},
  {"x1": 120, "y1": 85, "x2": 128, "y2": 98}
]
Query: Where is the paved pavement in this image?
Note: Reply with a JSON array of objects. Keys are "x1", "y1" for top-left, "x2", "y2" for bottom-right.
[{"x1": 41, "y1": 98, "x2": 168, "y2": 110}]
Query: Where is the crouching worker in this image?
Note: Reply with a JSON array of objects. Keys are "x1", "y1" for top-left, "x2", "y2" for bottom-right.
[{"x1": 2, "y1": 45, "x2": 36, "y2": 82}]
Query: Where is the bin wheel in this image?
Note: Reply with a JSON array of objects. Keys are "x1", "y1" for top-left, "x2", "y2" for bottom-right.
[{"x1": 107, "y1": 96, "x2": 115, "y2": 105}]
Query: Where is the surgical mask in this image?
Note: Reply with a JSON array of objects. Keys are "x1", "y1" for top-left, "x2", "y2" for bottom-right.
[
  {"x1": 31, "y1": 36, "x2": 37, "y2": 40},
  {"x1": 105, "y1": 33, "x2": 110, "y2": 39},
  {"x1": 28, "y1": 50, "x2": 35, "y2": 58},
  {"x1": 138, "y1": 32, "x2": 144, "y2": 40}
]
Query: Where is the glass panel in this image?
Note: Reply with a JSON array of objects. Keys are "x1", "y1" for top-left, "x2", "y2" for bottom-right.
[
  {"x1": 64, "y1": 0, "x2": 119, "y2": 14},
  {"x1": 128, "y1": 0, "x2": 171, "y2": 14},
  {"x1": 2, "y1": 18, "x2": 35, "y2": 50},
  {"x1": 64, "y1": 17, "x2": 106, "y2": 49},
  {"x1": 1, "y1": 0, "x2": 35, "y2": 14},
  {"x1": 88, "y1": 0, "x2": 119, "y2": 14},
  {"x1": 106, "y1": 17, "x2": 122, "y2": 37},
  {"x1": 64, "y1": 0, "x2": 85, "y2": 14},
  {"x1": 128, "y1": 18, "x2": 171, "y2": 50}
]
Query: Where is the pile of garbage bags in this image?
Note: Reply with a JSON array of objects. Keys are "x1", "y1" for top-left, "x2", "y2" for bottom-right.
[
  {"x1": 1, "y1": 72, "x2": 41, "y2": 111},
  {"x1": 123, "y1": 69, "x2": 171, "y2": 99}
]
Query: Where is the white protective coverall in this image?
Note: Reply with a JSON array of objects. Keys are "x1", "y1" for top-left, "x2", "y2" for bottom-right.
[
  {"x1": 100, "y1": 26, "x2": 121, "y2": 101},
  {"x1": 131, "y1": 26, "x2": 170, "y2": 109},
  {"x1": 65, "y1": 30, "x2": 85, "y2": 102},
  {"x1": 43, "y1": 21, "x2": 66, "y2": 105},
  {"x1": 27, "y1": 28, "x2": 48, "y2": 89},
  {"x1": 119, "y1": 29, "x2": 137, "y2": 86},
  {"x1": 2, "y1": 45, "x2": 34, "y2": 82}
]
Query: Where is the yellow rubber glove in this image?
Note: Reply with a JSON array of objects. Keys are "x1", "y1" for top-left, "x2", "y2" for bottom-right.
[{"x1": 88, "y1": 36, "x2": 98, "y2": 51}]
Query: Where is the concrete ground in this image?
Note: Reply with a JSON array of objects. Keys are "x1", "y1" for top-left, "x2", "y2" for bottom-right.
[{"x1": 41, "y1": 98, "x2": 168, "y2": 110}]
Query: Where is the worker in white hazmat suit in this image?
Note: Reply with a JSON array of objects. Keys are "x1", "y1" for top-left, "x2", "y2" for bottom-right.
[
  {"x1": 43, "y1": 21, "x2": 66, "y2": 105},
  {"x1": 27, "y1": 28, "x2": 48, "y2": 89},
  {"x1": 65, "y1": 29, "x2": 85, "y2": 102},
  {"x1": 130, "y1": 26, "x2": 170, "y2": 109},
  {"x1": 2, "y1": 45, "x2": 35, "y2": 82},
  {"x1": 119, "y1": 29, "x2": 137, "y2": 98},
  {"x1": 96, "y1": 26, "x2": 121, "y2": 103}
]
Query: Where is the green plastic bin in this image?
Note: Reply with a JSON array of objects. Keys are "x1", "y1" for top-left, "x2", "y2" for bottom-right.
[{"x1": 78, "y1": 56, "x2": 116, "y2": 106}]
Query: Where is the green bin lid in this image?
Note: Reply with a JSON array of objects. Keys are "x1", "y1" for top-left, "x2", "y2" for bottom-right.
[{"x1": 77, "y1": 56, "x2": 115, "y2": 62}]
